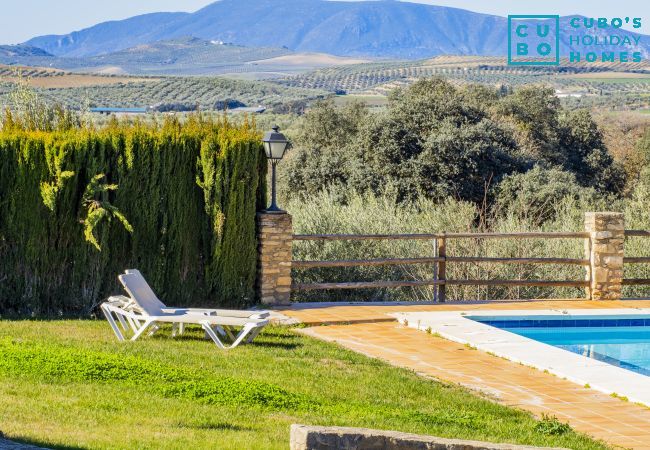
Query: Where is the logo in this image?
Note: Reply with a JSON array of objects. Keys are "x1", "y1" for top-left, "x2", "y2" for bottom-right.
[
  {"x1": 508, "y1": 15, "x2": 560, "y2": 66},
  {"x1": 567, "y1": 17, "x2": 643, "y2": 64}
]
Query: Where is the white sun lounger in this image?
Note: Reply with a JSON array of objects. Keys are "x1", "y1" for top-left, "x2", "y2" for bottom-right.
[
  {"x1": 101, "y1": 273, "x2": 269, "y2": 349},
  {"x1": 121, "y1": 269, "x2": 270, "y2": 320},
  {"x1": 117, "y1": 269, "x2": 269, "y2": 340}
]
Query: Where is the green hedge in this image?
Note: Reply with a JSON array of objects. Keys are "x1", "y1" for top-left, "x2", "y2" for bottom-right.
[{"x1": 0, "y1": 118, "x2": 267, "y2": 316}]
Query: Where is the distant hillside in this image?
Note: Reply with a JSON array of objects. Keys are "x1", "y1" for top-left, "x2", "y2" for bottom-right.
[
  {"x1": 19, "y1": 0, "x2": 650, "y2": 61},
  {"x1": 75, "y1": 37, "x2": 293, "y2": 75},
  {"x1": 0, "y1": 37, "x2": 368, "y2": 77},
  {"x1": 26, "y1": 12, "x2": 187, "y2": 58},
  {"x1": 0, "y1": 44, "x2": 53, "y2": 59}
]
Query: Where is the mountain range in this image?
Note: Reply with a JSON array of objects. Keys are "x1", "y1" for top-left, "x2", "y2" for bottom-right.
[
  {"x1": 0, "y1": 37, "x2": 368, "y2": 76},
  {"x1": 12, "y1": 0, "x2": 650, "y2": 62}
]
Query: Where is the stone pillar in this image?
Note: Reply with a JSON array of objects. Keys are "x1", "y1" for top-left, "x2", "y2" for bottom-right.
[
  {"x1": 257, "y1": 212, "x2": 293, "y2": 305},
  {"x1": 584, "y1": 212, "x2": 624, "y2": 300}
]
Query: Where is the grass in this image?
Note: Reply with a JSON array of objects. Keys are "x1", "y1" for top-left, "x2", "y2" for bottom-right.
[{"x1": 0, "y1": 321, "x2": 609, "y2": 450}]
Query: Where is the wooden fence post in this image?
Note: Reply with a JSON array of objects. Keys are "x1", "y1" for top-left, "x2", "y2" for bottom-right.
[
  {"x1": 437, "y1": 233, "x2": 446, "y2": 302},
  {"x1": 584, "y1": 229, "x2": 592, "y2": 300}
]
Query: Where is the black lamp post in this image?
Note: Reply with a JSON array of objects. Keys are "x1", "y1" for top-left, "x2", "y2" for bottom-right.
[{"x1": 262, "y1": 125, "x2": 290, "y2": 213}]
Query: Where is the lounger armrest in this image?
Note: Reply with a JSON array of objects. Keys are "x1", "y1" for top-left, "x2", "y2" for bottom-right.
[
  {"x1": 160, "y1": 308, "x2": 215, "y2": 315},
  {"x1": 101, "y1": 302, "x2": 148, "y2": 319},
  {"x1": 150, "y1": 313, "x2": 269, "y2": 327},
  {"x1": 160, "y1": 308, "x2": 270, "y2": 319},
  {"x1": 250, "y1": 312, "x2": 270, "y2": 319},
  {"x1": 208, "y1": 310, "x2": 270, "y2": 319},
  {"x1": 106, "y1": 295, "x2": 131, "y2": 305}
]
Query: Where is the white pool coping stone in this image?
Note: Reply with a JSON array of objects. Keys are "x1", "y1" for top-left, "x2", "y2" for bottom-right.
[{"x1": 392, "y1": 308, "x2": 650, "y2": 406}]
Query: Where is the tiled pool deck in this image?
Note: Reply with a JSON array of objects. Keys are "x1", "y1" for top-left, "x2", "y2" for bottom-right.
[{"x1": 275, "y1": 300, "x2": 650, "y2": 450}]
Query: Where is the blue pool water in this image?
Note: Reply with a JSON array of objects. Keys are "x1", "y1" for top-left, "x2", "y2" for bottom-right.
[{"x1": 468, "y1": 315, "x2": 650, "y2": 376}]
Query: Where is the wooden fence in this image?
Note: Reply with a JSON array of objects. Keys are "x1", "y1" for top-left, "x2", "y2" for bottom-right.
[
  {"x1": 292, "y1": 230, "x2": 650, "y2": 301},
  {"x1": 624, "y1": 230, "x2": 650, "y2": 287}
]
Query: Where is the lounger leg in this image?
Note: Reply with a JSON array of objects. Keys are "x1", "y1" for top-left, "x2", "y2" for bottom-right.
[
  {"x1": 229, "y1": 324, "x2": 258, "y2": 349},
  {"x1": 172, "y1": 323, "x2": 189, "y2": 337},
  {"x1": 201, "y1": 321, "x2": 226, "y2": 349},
  {"x1": 115, "y1": 313, "x2": 129, "y2": 332},
  {"x1": 147, "y1": 324, "x2": 161, "y2": 337},
  {"x1": 131, "y1": 320, "x2": 153, "y2": 341},
  {"x1": 205, "y1": 325, "x2": 226, "y2": 340},
  {"x1": 126, "y1": 316, "x2": 140, "y2": 333},
  {"x1": 222, "y1": 326, "x2": 236, "y2": 341},
  {"x1": 101, "y1": 306, "x2": 125, "y2": 342},
  {"x1": 246, "y1": 326, "x2": 262, "y2": 344}
]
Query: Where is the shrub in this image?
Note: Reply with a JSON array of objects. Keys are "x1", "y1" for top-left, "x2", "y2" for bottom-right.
[
  {"x1": 0, "y1": 116, "x2": 267, "y2": 315},
  {"x1": 534, "y1": 414, "x2": 572, "y2": 436},
  {"x1": 558, "y1": 109, "x2": 625, "y2": 193},
  {"x1": 494, "y1": 86, "x2": 626, "y2": 194},
  {"x1": 495, "y1": 166, "x2": 598, "y2": 226}
]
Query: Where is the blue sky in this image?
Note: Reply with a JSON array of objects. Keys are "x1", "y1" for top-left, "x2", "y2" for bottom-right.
[{"x1": 2, "y1": 0, "x2": 648, "y2": 44}]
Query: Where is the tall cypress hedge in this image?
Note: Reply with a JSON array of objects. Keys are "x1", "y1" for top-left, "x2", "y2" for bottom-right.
[{"x1": 0, "y1": 117, "x2": 267, "y2": 316}]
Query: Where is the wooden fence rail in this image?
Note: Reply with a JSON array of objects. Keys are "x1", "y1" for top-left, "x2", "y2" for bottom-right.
[
  {"x1": 293, "y1": 232, "x2": 589, "y2": 241},
  {"x1": 624, "y1": 257, "x2": 650, "y2": 264},
  {"x1": 623, "y1": 279, "x2": 650, "y2": 286},
  {"x1": 292, "y1": 231, "x2": 594, "y2": 302},
  {"x1": 291, "y1": 230, "x2": 650, "y2": 301},
  {"x1": 294, "y1": 280, "x2": 590, "y2": 292},
  {"x1": 292, "y1": 256, "x2": 589, "y2": 269},
  {"x1": 624, "y1": 230, "x2": 650, "y2": 288},
  {"x1": 626, "y1": 230, "x2": 650, "y2": 237}
]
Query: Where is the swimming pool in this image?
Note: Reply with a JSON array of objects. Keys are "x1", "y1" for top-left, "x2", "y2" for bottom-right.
[
  {"x1": 393, "y1": 309, "x2": 650, "y2": 406},
  {"x1": 469, "y1": 315, "x2": 650, "y2": 377}
]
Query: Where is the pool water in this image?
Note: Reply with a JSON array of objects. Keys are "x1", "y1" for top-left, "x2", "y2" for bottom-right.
[{"x1": 468, "y1": 315, "x2": 650, "y2": 377}]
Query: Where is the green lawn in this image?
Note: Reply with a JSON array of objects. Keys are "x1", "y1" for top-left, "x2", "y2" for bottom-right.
[{"x1": 0, "y1": 321, "x2": 609, "y2": 450}]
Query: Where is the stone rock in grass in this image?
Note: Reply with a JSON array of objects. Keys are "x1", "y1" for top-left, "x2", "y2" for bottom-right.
[{"x1": 290, "y1": 424, "x2": 569, "y2": 450}]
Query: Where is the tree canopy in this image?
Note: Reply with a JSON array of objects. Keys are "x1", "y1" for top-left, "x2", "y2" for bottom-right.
[{"x1": 283, "y1": 79, "x2": 625, "y2": 205}]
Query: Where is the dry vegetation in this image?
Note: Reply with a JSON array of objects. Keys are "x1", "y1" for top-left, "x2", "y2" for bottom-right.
[
  {"x1": 0, "y1": 65, "x2": 157, "y2": 88},
  {"x1": 253, "y1": 53, "x2": 370, "y2": 67},
  {"x1": 10, "y1": 74, "x2": 156, "y2": 89},
  {"x1": 595, "y1": 111, "x2": 650, "y2": 192}
]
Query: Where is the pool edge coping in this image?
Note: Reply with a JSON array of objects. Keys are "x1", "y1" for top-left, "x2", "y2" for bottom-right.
[{"x1": 392, "y1": 308, "x2": 650, "y2": 407}]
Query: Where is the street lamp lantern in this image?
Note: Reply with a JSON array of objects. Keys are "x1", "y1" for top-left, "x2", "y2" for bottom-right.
[
  {"x1": 262, "y1": 125, "x2": 289, "y2": 160},
  {"x1": 262, "y1": 125, "x2": 290, "y2": 213}
]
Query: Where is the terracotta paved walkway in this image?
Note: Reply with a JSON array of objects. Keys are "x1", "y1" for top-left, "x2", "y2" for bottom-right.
[{"x1": 276, "y1": 300, "x2": 650, "y2": 450}]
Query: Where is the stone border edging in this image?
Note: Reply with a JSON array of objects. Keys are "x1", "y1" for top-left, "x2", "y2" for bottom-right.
[{"x1": 289, "y1": 424, "x2": 569, "y2": 450}]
